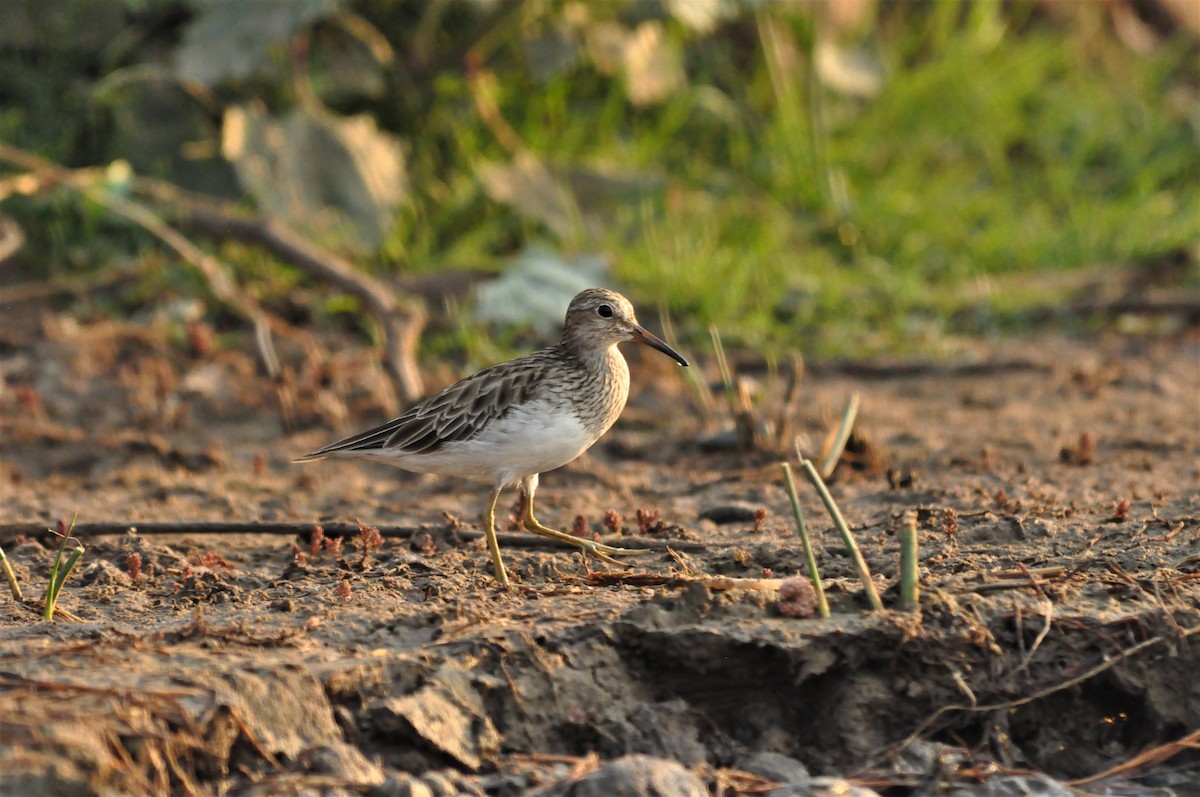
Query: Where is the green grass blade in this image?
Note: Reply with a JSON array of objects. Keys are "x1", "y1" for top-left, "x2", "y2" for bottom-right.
[
  {"x1": 900, "y1": 511, "x2": 920, "y2": 610},
  {"x1": 799, "y1": 458, "x2": 884, "y2": 611},
  {"x1": 780, "y1": 462, "x2": 830, "y2": 618}
]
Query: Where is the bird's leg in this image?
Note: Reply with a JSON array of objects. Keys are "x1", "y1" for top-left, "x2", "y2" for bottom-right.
[
  {"x1": 519, "y1": 481, "x2": 652, "y2": 566},
  {"x1": 483, "y1": 487, "x2": 511, "y2": 587}
]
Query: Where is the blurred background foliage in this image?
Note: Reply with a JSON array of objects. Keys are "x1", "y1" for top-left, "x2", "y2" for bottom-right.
[{"x1": 0, "y1": 0, "x2": 1197, "y2": 360}]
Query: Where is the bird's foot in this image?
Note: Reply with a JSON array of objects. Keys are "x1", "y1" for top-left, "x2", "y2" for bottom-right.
[{"x1": 524, "y1": 519, "x2": 653, "y2": 566}]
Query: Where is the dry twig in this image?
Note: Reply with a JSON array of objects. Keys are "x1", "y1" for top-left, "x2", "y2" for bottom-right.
[
  {"x1": 1066, "y1": 727, "x2": 1200, "y2": 787},
  {"x1": 135, "y1": 178, "x2": 427, "y2": 405},
  {"x1": 882, "y1": 625, "x2": 1200, "y2": 764}
]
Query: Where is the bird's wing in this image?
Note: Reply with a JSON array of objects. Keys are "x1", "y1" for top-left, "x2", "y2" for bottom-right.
[{"x1": 295, "y1": 352, "x2": 554, "y2": 459}]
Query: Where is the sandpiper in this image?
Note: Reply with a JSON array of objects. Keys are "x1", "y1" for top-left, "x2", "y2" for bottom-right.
[{"x1": 294, "y1": 288, "x2": 688, "y2": 586}]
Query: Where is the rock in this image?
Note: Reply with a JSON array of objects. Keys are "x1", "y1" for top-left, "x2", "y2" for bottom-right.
[
  {"x1": 305, "y1": 742, "x2": 385, "y2": 787},
  {"x1": 414, "y1": 770, "x2": 456, "y2": 797},
  {"x1": 0, "y1": 752, "x2": 90, "y2": 797},
  {"x1": 739, "y1": 751, "x2": 811, "y2": 784},
  {"x1": 567, "y1": 754, "x2": 706, "y2": 797},
  {"x1": 768, "y1": 778, "x2": 881, "y2": 797},
  {"x1": 371, "y1": 664, "x2": 500, "y2": 770},
  {"x1": 678, "y1": 580, "x2": 713, "y2": 614},
  {"x1": 777, "y1": 576, "x2": 817, "y2": 618},
  {"x1": 946, "y1": 774, "x2": 1075, "y2": 797},
  {"x1": 698, "y1": 503, "x2": 760, "y2": 524},
  {"x1": 78, "y1": 559, "x2": 131, "y2": 587},
  {"x1": 630, "y1": 700, "x2": 707, "y2": 764},
  {"x1": 217, "y1": 667, "x2": 342, "y2": 759},
  {"x1": 368, "y1": 775, "x2": 434, "y2": 797}
]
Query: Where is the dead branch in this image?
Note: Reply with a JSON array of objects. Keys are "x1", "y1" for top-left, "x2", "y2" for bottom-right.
[
  {"x1": 0, "y1": 142, "x2": 426, "y2": 410},
  {"x1": 880, "y1": 625, "x2": 1200, "y2": 765},
  {"x1": 133, "y1": 177, "x2": 426, "y2": 406},
  {"x1": 562, "y1": 572, "x2": 786, "y2": 591},
  {"x1": 0, "y1": 266, "x2": 137, "y2": 305},
  {"x1": 0, "y1": 143, "x2": 297, "y2": 426},
  {"x1": 1066, "y1": 727, "x2": 1200, "y2": 787},
  {"x1": 0, "y1": 521, "x2": 703, "y2": 553}
]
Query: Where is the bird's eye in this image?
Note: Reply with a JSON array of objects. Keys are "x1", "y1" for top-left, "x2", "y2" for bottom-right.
[{"x1": 596, "y1": 304, "x2": 614, "y2": 318}]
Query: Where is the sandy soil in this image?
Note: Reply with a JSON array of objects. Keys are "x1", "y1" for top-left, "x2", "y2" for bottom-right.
[{"x1": 1, "y1": 303, "x2": 1197, "y2": 796}]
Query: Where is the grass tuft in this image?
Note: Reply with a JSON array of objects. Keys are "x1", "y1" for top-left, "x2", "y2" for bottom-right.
[{"x1": 43, "y1": 515, "x2": 84, "y2": 621}]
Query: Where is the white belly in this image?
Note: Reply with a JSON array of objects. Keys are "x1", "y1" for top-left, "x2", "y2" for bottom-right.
[{"x1": 349, "y1": 399, "x2": 599, "y2": 487}]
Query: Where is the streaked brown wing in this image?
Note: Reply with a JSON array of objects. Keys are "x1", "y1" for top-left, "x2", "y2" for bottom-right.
[{"x1": 296, "y1": 351, "x2": 553, "y2": 459}]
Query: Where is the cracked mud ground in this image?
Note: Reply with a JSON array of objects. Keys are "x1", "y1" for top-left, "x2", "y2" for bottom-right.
[{"x1": 1, "y1": 306, "x2": 1197, "y2": 796}]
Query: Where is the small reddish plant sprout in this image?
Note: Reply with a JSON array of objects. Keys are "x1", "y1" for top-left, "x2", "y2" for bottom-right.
[
  {"x1": 603, "y1": 509, "x2": 622, "y2": 537},
  {"x1": 1111, "y1": 499, "x2": 1131, "y2": 523},
  {"x1": 753, "y1": 507, "x2": 769, "y2": 533},
  {"x1": 325, "y1": 536, "x2": 343, "y2": 558},
  {"x1": 572, "y1": 515, "x2": 588, "y2": 535},
  {"x1": 942, "y1": 508, "x2": 959, "y2": 537},
  {"x1": 995, "y1": 489, "x2": 1010, "y2": 510},
  {"x1": 194, "y1": 551, "x2": 234, "y2": 570},
  {"x1": 1059, "y1": 430, "x2": 1095, "y2": 466},
  {"x1": 636, "y1": 508, "x2": 661, "y2": 535},
  {"x1": 355, "y1": 518, "x2": 384, "y2": 566},
  {"x1": 336, "y1": 579, "x2": 352, "y2": 603},
  {"x1": 310, "y1": 525, "x2": 326, "y2": 557},
  {"x1": 126, "y1": 552, "x2": 143, "y2": 583}
]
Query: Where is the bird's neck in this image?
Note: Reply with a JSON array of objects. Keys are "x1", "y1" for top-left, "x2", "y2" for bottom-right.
[{"x1": 557, "y1": 339, "x2": 629, "y2": 393}]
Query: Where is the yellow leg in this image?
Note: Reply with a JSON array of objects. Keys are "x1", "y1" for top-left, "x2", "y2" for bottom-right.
[
  {"x1": 522, "y1": 491, "x2": 652, "y2": 567},
  {"x1": 483, "y1": 487, "x2": 511, "y2": 587}
]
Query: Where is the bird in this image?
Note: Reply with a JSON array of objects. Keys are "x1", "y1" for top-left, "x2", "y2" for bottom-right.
[{"x1": 294, "y1": 288, "x2": 689, "y2": 587}]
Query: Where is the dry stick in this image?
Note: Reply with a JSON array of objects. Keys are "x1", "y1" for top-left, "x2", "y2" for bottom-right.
[
  {"x1": 0, "y1": 521, "x2": 707, "y2": 553},
  {"x1": 780, "y1": 463, "x2": 831, "y2": 618},
  {"x1": 0, "y1": 143, "x2": 293, "y2": 424},
  {"x1": 819, "y1": 392, "x2": 860, "y2": 479},
  {"x1": 899, "y1": 510, "x2": 919, "y2": 609},
  {"x1": 1066, "y1": 727, "x2": 1200, "y2": 787},
  {"x1": 0, "y1": 546, "x2": 23, "y2": 601},
  {"x1": 81, "y1": 188, "x2": 295, "y2": 425},
  {"x1": 882, "y1": 627, "x2": 1200, "y2": 765},
  {"x1": 569, "y1": 573, "x2": 787, "y2": 592},
  {"x1": 136, "y1": 179, "x2": 427, "y2": 406},
  {"x1": 799, "y1": 457, "x2": 884, "y2": 611},
  {"x1": 954, "y1": 579, "x2": 1060, "y2": 595}
]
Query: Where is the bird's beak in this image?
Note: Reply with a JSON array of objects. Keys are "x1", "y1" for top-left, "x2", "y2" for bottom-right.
[{"x1": 630, "y1": 324, "x2": 689, "y2": 367}]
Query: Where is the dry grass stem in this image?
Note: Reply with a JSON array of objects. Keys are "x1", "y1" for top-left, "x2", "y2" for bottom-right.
[
  {"x1": 0, "y1": 545, "x2": 23, "y2": 601},
  {"x1": 820, "y1": 392, "x2": 860, "y2": 478}
]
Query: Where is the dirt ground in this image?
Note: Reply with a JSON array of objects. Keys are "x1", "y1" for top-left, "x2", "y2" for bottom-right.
[{"x1": 1, "y1": 300, "x2": 1198, "y2": 797}]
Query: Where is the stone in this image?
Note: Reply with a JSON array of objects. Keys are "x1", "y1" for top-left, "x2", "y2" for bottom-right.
[
  {"x1": 567, "y1": 754, "x2": 706, "y2": 797},
  {"x1": 739, "y1": 751, "x2": 811, "y2": 785}
]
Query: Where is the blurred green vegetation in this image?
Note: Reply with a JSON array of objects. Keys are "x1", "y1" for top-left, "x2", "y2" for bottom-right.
[{"x1": 0, "y1": 0, "x2": 1197, "y2": 360}]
